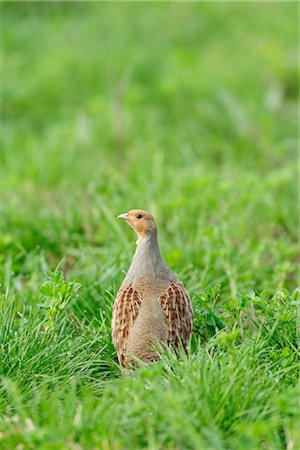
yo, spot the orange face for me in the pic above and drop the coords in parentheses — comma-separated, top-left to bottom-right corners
(117, 209, 156, 239)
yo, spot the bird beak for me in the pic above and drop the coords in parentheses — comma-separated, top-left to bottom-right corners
(117, 213, 129, 220)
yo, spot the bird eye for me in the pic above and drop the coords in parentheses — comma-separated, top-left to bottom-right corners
(135, 214, 143, 219)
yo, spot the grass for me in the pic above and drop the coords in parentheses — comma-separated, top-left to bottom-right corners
(0, 2, 299, 449)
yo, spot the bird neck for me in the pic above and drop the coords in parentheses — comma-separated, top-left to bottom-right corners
(129, 231, 165, 275)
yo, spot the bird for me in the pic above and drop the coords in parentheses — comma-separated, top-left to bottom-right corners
(112, 209, 193, 368)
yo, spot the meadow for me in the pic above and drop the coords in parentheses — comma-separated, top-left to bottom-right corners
(0, 2, 299, 449)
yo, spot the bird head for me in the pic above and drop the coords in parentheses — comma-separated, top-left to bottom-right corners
(117, 209, 157, 243)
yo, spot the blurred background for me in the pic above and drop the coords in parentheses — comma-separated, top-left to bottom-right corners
(0, 2, 298, 297)
(0, 4, 299, 447)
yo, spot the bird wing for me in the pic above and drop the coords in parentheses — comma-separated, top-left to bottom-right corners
(112, 286, 142, 366)
(159, 282, 193, 351)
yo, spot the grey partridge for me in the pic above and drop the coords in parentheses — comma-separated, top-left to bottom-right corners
(112, 209, 193, 368)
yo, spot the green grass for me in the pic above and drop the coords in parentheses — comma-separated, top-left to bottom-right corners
(0, 2, 299, 449)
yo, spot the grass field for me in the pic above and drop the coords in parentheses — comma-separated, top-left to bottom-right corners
(0, 2, 299, 449)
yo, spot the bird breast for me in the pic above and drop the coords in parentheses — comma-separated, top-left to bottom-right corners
(124, 293, 167, 359)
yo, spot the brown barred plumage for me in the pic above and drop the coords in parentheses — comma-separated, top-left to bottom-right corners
(159, 282, 193, 351)
(112, 286, 142, 366)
